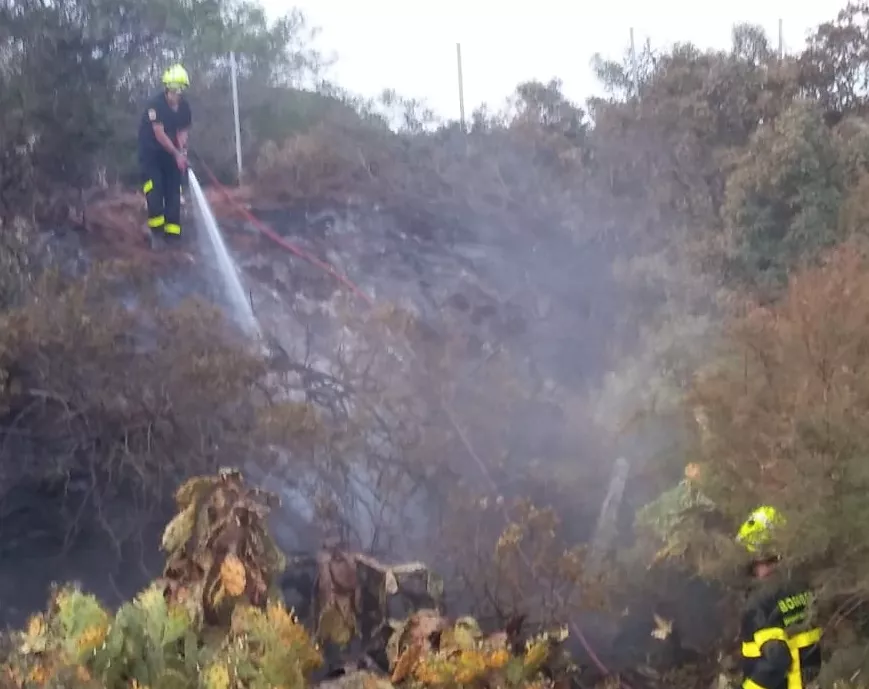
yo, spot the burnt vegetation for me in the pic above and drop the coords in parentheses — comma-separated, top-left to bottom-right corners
(4, 0, 869, 687)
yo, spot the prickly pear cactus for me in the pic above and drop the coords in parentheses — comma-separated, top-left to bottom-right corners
(385, 609, 575, 689)
(0, 469, 322, 689)
(160, 468, 288, 626)
(0, 468, 578, 689)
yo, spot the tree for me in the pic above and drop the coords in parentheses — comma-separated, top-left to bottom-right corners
(588, 27, 800, 255)
(730, 22, 775, 64)
(509, 79, 586, 143)
(721, 102, 847, 289)
(0, 0, 116, 214)
(685, 244, 869, 607)
(799, 2, 869, 118)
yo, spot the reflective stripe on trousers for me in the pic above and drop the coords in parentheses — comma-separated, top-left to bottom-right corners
(143, 179, 164, 228)
(143, 179, 181, 235)
(742, 628, 822, 689)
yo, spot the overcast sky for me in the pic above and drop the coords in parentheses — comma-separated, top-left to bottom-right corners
(262, 0, 849, 121)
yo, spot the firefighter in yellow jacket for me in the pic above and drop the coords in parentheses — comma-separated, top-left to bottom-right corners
(737, 506, 822, 689)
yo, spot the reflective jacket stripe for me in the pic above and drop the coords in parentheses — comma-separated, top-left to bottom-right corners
(742, 627, 821, 657)
(741, 627, 822, 689)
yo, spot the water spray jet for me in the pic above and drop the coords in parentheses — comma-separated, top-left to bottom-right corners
(188, 169, 261, 341)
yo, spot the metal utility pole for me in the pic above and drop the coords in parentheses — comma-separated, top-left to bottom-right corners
(456, 42, 466, 131)
(778, 18, 784, 59)
(229, 51, 243, 184)
(629, 27, 640, 98)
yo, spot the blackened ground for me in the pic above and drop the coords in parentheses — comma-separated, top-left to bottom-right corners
(0, 479, 167, 627)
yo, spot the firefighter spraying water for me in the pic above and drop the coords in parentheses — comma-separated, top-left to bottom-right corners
(138, 64, 192, 247)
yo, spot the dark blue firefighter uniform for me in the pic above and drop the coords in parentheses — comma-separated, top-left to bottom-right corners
(137, 91, 192, 238)
(740, 575, 822, 689)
